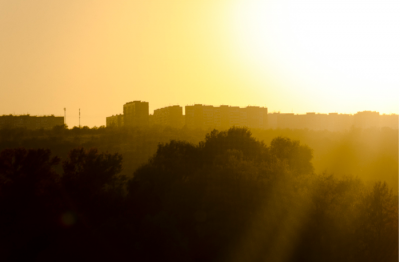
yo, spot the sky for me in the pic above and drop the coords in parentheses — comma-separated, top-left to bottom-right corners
(1, 0, 399, 127)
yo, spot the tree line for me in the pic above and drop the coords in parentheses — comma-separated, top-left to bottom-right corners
(0, 127, 398, 261)
(0, 124, 398, 192)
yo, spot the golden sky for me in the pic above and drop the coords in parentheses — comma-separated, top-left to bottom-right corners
(1, 0, 399, 127)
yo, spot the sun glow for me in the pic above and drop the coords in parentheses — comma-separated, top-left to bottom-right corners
(0, 1, 398, 127)
(229, 0, 399, 114)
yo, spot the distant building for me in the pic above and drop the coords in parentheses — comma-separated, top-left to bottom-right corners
(214, 105, 228, 130)
(153, 105, 184, 128)
(106, 114, 124, 127)
(123, 101, 149, 127)
(278, 113, 295, 129)
(303, 113, 330, 130)
(327, 113, 353, 131)
(380, 114, 399, 129)
(185, 104, 206, 129)
(267, 112, 354, 130)
(149, 114, 154, 126)
(105, 100, 398, 131)
(265, 111, 398, 131)
(185, 104, 268, 130)
(267, 113, 279, 129)
(354, 111, 379, 129)
(244, 106, 268, 129)
(0, 115, 64, 129)
(329, 113, 353, 131)
(224, 106, 243, 128)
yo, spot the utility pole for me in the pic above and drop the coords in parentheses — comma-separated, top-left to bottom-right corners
(79, 108, 80, 128)
(64, 108, 66, 126)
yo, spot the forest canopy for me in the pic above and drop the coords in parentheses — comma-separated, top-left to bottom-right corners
(0, 126, 398, 261)
(0, 124, 397, 191)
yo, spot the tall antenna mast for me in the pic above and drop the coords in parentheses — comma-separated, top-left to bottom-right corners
(79, 108, 80, 128)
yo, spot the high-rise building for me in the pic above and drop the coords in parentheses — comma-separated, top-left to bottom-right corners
(106, 114, 124, 127)
(153, 105, 183, 128)
(267, 113, 279, 129)
(380, 114, 399, 129)
(0, 115, 64, 129)
(185, 104, 209, 129)
(278, 113, 295, 129)
(354, 111, 379, 129)
(185, 104, 268, 130)
(244, 106, 268, 129)
(105, 101, 399, 131)
(123, 101, 149, 127)
(214, 105, 230, 130)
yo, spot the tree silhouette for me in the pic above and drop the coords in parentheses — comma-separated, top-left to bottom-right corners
(126, 127, 317, 261)
(201, 127, 266, 163)
(269, 136, 314, 175)
(0, 148, 61, 261)
(356, 181, 399, 262)
(0, 126, 397, 262)
(62, 148, 123, 199)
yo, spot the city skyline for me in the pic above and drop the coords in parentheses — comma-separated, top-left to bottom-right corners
(2, 103, 398, 129)
(1, 1, 399, 128)
(105, 101, 398, 131)
(0, 2, 398, 259)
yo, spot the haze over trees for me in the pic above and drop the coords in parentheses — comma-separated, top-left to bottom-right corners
(0, 126, 398, 261)
(0, 124, 397, 191)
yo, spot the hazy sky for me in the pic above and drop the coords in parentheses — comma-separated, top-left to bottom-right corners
(1, 0, 399, 127)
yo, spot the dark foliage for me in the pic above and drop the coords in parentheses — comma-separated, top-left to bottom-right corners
(0, 148, 61, 260)
(0, 125, 397, 191)
(0, 147, 126, 261)
(0, 127, 397, 261)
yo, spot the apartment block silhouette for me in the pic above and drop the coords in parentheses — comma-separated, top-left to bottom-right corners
(153, 105, 184, 128)
(185, 104, 268, 130)
(185, 104, 216, 129)
(123, 101, 149, 127)
(106, 101, 398, 131)
(380, 114, 399, 129)
(267, 111, 397, 130)
(106, 114, 124, 127)
(0, 115, 64, 129)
